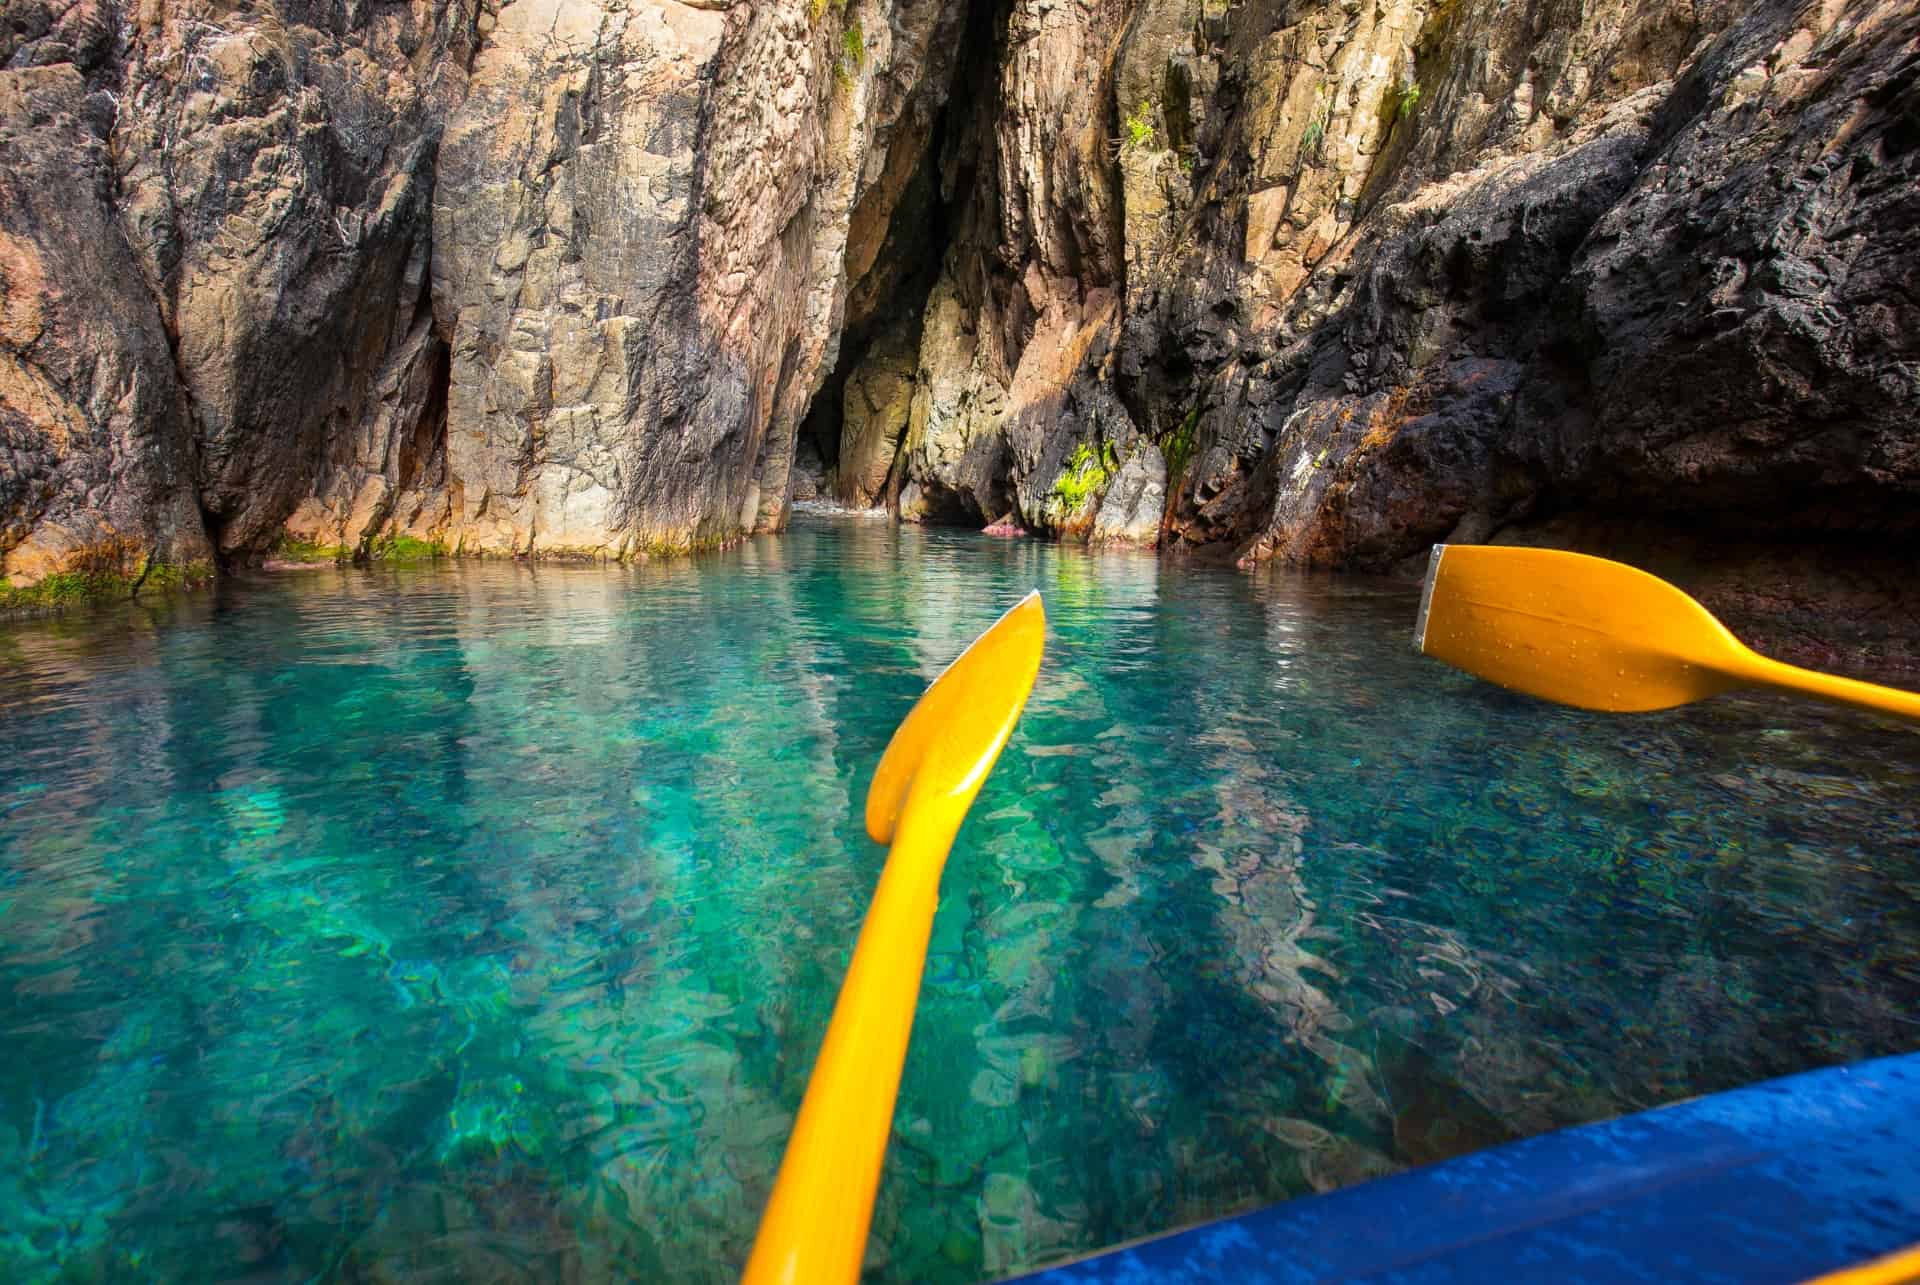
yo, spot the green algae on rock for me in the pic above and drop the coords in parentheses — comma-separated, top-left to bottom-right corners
(0, 534, 214, 616)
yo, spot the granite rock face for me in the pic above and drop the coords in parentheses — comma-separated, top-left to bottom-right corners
(429, 0, 966, 556)
(1, 0, 477, 579)
(1206, 0, 1920, 575)
(835, 318, 918, 507)
(1090, 442, 1168, 546)
(110, 0, 479, 561)
(904, 0, 1920, 552)
(2, 0, 967, 573)
(897, 0, 1132, 529)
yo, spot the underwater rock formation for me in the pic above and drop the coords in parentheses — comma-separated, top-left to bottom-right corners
(1, 0, 1913, 655)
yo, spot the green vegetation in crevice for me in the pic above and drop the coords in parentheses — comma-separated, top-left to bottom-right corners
(1301, 84, 1333, 162)
(272, 534, 349, 564)
(1121, 101, 1157, 152)
(1161, 405, 1201, 485)
(824, 5, 862, 90)
(1390, 80, 1423, 124)
(1049, 439, 1120, 514)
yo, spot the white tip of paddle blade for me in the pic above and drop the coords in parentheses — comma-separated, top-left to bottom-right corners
(1414, 545, 1446, 654)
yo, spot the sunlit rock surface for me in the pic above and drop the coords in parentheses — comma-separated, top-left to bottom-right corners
(0, 60, 208, 582)
(1, 0, 965, 568)
(431, 0, 964, 556)
(0, 0, 1913, 656)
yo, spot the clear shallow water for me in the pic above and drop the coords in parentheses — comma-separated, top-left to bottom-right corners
(2, 519, 1917, 1282)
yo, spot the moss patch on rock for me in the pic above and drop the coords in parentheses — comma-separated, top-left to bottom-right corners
(1161, 406, 1201, 484)
(273, 534, 349, 564)
(0, 560, 214, 616)
(138, 562, 217, 593)
(369, 534, 449, 563)
(1049, 440, 1120, 513)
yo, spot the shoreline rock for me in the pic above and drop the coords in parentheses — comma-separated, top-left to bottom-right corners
(1, 0, 1912, 670)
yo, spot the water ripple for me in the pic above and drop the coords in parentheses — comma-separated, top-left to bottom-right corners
(0, 521, 1916, 1281)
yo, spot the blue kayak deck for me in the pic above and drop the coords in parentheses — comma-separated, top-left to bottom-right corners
(1013, 1052, 1920, 1284)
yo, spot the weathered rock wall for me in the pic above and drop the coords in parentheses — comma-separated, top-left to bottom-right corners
(3, 0, 1914, 658)
(1197, 0, 1920, 573)
(893, 0, 1918, 656)
(896, 0, 1135, 532)
(0, 52, 208, 582)
(2, 0, 968, 579)
(429, 0, 967, 556)
(1, 0, 480, 580)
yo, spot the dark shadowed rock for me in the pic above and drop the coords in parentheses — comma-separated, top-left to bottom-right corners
(111, 0, 479, 559)
(891, 0, 1917, 663)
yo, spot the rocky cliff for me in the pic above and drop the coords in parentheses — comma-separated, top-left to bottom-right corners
(887, 0, 1918, 662)
(1, 0, 967, 574)
(2, 0, 1915, 658)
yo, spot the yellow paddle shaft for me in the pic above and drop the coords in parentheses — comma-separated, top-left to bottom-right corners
(743, 592, 1046, 1285)
(1731, 650, 1920, 723)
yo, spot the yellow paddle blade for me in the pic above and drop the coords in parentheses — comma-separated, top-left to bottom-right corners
(743, 591, 1046, 1285)
(1803, 1242, 1920, 1285)
(1415, 545, 1920, 723)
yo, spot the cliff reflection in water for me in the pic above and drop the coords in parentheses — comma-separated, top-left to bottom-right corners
(1, 518, 1917, 1282)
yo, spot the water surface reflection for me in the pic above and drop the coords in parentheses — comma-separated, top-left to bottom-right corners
(2, 521, 1916, 1281)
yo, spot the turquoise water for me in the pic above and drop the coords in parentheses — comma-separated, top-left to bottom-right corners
(2, 518, 1917, 1282)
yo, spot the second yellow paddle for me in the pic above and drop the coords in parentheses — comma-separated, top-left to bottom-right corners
(744, 591, 1047, 1285)
(1415, 544, 1920, 724)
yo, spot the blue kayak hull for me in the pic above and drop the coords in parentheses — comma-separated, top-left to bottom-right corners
(1013, 1052, 1920, 1283)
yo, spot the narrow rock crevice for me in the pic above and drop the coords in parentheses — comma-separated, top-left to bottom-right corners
(797, 152, 941, 509)
(794, 0, 1002, 514)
